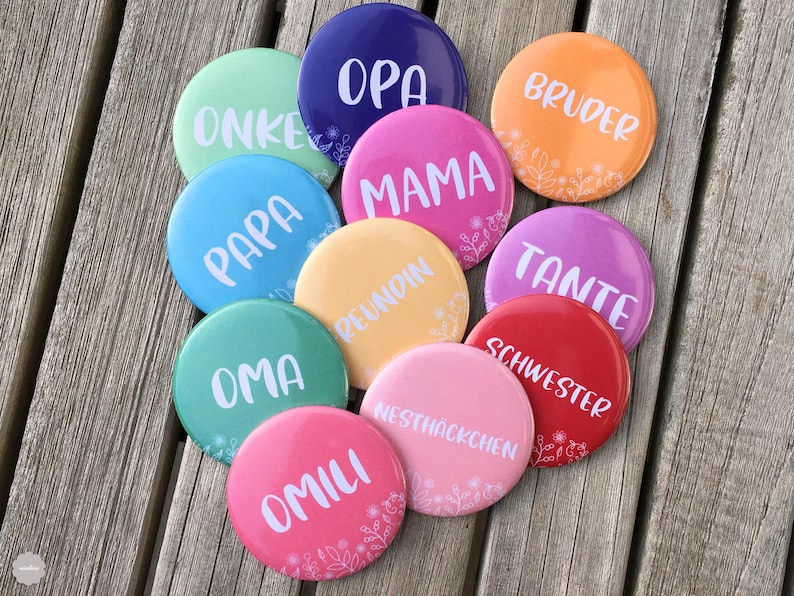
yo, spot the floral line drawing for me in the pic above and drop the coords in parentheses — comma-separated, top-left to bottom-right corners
(306, 222, 340, 253)
(531, 431, 589, 466)
(202, 434, 239, 465)
(268, 278, 296, 302)
(310, 125, 351, 166)
(278, 491, 405, 580)
(561, 166, 624, 202)
(406, 469, 507, 516)
(312, 169, 335, 186)
(493, 127, 624, 201)
(429, 292, 468, 341)
(457, 209, 511, 265)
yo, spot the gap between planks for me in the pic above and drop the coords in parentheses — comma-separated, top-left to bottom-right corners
(623, 0, 735, 590)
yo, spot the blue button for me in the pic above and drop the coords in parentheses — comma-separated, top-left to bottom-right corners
(167, 154, 341, 313)
(297, 4, 468, 167)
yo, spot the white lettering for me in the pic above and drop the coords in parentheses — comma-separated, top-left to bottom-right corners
(194, 106, 219, 146)
(203, 197, 303, 285)
(523, 71, 640, 141)
(360, 154, 493, 217)
(333, 257, 435, 344)
(260, 449, 371, 532)
(212, 354, 304, 408)
(486, 336, 612, 418)
(337, 58, 427, 109)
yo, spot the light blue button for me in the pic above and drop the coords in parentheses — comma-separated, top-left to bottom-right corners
(167, 154, 341, 313)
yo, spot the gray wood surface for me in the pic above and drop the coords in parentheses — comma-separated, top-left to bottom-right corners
(0, 0, 793, 594)
(0, 0, 274, 594)
(0, 0, 117, 514)
(151, 442, 300, 595)
(476, 0, 733, 594)
(632, 0, 794, 592)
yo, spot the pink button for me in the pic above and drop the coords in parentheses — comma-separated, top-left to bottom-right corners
(359, 343, 534, 516)
(342, 105, 514, 270)
(226, 406, 406, 580)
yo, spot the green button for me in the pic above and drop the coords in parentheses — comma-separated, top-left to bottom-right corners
(172, 299, 349, 465)
(173, 48, 339, 187)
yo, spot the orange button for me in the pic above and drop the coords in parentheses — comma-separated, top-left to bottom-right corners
(491, 32, 657, 202)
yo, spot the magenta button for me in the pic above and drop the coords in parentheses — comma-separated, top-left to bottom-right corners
(226, 406, 405, 580)
(484, 206, 654, 351)
(342, 105, 514, 270)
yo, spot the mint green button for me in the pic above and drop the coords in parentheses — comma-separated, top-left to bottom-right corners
(173, 48, 339, 187)
(172, 299, 349, 465)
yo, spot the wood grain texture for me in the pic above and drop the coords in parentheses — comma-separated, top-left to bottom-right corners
(151, 442, 301, 595)
(476, 0, 730, 594)
(317, 1, 577, 594)
(0, 0, 118, 510)
(633, 0, 794, 592)
(0, 1, 276, 594)
(276, 0, 421, 58)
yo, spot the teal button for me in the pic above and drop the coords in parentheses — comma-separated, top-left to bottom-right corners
(172, 299, 349, 465)
(166, 154, 341, 313)
(173, 47, 338, 187)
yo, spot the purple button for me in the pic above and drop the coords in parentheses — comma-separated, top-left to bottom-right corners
(297, 4, 467, 167)
(484, 206, 654, 351)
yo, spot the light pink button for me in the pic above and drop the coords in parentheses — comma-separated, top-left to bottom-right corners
(342, 104, 514, 270)
(226, 406, 406, 580)
(358, 343, 534, 516)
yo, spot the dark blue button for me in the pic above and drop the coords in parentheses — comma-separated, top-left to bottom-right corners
(297, 3, 467, 167)
(166, 154, 341, 313)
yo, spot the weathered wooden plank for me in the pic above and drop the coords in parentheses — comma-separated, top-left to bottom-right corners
(276, 0, 421, 58)
(476, 0, 730, 594)
(0, 0, 120, 514)
(316, 1, 577, 594)
(151, 442, 302, 595)
(0, 1, 279, 594)
(632, 0, 794, 592)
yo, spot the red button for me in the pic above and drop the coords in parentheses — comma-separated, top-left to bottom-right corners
(465, 295, 630, 467)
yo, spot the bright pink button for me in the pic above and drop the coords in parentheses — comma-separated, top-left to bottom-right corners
(226, 406, 406, 580)
(359, 343, 534, 516)
(342, 105, 514, 270)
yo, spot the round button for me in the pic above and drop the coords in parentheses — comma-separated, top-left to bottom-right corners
(342, 105, 514, 270)
(227, 406, 406, 580)
(465, 295, 630, 467)
(359, 343, 534, 516)
(484, 206, 654, 351)
(294, 218, 469, 389)
(491, 32, 657, 201)
(172, 299, 348, 465)
(173, 48, 339, 187)
(297, 3, 467, 167)
(166, 154, 341, 313)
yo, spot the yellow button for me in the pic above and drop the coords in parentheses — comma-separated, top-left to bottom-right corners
(294, 219, 469, 389)
(491, 32, 657, 202)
